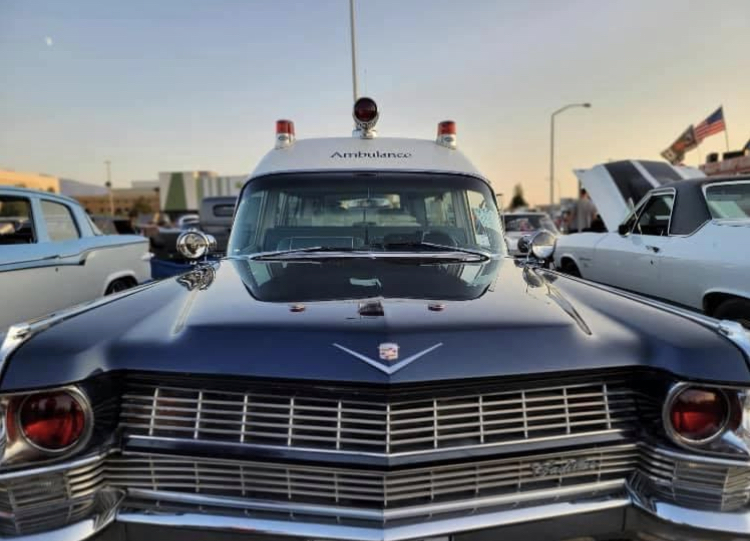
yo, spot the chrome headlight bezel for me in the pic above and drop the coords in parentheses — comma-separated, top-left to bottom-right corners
(0, 386, 94, 469)
(663, 382, 750, 459)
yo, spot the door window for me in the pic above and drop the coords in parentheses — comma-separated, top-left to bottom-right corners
(41, 200, 80, 241)
(0, 196, 36, 244)
(634, 194, 674, 236)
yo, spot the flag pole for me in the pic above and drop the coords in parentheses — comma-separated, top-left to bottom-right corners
(723, 105, 730, 151)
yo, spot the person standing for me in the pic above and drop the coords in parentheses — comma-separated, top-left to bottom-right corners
(568, 189, 597, 233)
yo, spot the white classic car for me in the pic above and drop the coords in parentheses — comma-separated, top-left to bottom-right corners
(503, 211, 559, 256)
(554, 160, 750, 327)
(0, 187, 151, 331)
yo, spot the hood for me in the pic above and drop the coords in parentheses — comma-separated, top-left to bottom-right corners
(574, 160, 704, 231)
(2, 258, 747, 390)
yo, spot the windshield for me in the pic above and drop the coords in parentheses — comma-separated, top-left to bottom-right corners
(228, 172, 504, 256)
(503, 214, 559, 234)
(705, 182, 750, 219)
(233, 258, 501, 302)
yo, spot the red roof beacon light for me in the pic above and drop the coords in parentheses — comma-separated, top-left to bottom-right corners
(437, 121, 457, 149)
(275, 119, 295, 149)
(353, 97, 379, 139)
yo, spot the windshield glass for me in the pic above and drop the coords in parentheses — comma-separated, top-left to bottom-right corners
(233, 258, 501, 302)
(705, 182, 750, 219)
(228, 173, 504, 256)
(503, 213, 559, 234)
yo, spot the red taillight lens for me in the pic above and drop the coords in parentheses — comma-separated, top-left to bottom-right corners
(276, 119, 295, 136)
(353, 97, 378, 123)
(669, 387, 728, 442)
(438, 120, 456, 135)
(19, 391, 86, 451)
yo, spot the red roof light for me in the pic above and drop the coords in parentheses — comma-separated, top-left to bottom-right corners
(438, 121, 456, 136)
(276, 119, 295, 136)
(353, 97, 378, 124)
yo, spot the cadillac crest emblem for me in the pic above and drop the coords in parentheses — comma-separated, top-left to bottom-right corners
(378, 342, 400, 362)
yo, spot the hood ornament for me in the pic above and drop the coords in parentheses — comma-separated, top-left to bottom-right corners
(333, 342, 443, 375)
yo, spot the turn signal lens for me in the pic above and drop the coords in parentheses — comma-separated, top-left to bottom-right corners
(669, 387, 728, 442)
(19, 391, 86, 451)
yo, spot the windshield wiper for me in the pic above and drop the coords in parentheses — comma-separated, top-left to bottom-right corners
(381, 241, 491, 261)
(246, 247, 364, 261)
(243, 244, 491, 262)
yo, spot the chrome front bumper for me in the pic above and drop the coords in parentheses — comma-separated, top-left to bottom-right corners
(10, 491, 750, 541)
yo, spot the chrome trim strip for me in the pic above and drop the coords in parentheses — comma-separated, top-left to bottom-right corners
(640, 442, 750, 467)
(0, 451, 109, 481)
(4, 514, 115, 541)
(127, 480, 627, 522)
(632, 494, 750, 536)
(0, 240, 148, 274)
(332, 342, 443, 375)
(118, 495, 631, 541)
(546, 270, 750, 360)
(124, 425, 630, 459)
(0, 281, 159, 380)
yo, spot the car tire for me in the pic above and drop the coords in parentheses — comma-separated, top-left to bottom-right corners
(560, 259, 582, 278)
(713, 298, 750, 329)
(105, 278, 134, 296)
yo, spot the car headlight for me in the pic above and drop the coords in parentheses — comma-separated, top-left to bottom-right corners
(663, 383, 749, 457)
(0, 387, 92, 467)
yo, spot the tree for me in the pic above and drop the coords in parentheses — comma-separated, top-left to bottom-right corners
(509, 184, 528, 210)
(130, 196, 153, 217)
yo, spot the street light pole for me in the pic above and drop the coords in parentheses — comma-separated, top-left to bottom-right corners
(550, 103, 591, 207)
(104, 160, 114, 216)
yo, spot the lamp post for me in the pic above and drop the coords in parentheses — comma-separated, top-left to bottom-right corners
(104, 160, 114, 216)
(550, 103, 591, 207)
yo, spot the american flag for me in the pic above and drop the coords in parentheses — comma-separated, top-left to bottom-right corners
(695, 106, 726, 141)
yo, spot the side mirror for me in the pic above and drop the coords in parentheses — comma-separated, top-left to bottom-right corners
(176, 229, 217, 261)
(517, 235, 532, 255)
(618, 224, 630, 236)
(528, 230, 557, 261)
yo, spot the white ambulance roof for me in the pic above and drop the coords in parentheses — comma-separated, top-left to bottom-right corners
(250, 137, 487, 182)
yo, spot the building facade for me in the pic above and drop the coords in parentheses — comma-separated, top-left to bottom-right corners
(159, 171, 246, 212)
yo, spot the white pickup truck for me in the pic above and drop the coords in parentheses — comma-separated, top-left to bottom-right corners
(0, 186, 151, 331)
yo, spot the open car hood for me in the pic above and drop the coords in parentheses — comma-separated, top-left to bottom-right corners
(573, 160, 703, 232)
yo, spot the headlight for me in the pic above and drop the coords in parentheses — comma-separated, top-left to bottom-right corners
(663, 383, 747, 457)
(19, 391, 87, 452)
(666, 387, 730, 444)
(0, 387, 92, 467)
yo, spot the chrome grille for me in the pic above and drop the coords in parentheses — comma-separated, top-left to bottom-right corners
(120, 379, 638, 454)
(0, 458, 105, 536)
(636, 446, 750, 511)
(106, 445, 637, 512)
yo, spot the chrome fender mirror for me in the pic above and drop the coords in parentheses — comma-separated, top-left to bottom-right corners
(517, 235, 532, 255)
(528, 230, 557, 261)
(176, 229, 217, 261)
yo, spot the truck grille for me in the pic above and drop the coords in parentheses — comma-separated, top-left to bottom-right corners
(107, 445, 637, 513)
(120, 378, 639, 454)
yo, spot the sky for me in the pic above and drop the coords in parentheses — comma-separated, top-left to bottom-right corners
(1, 0, 749, 205)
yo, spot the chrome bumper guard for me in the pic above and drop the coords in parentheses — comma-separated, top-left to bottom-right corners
(3, 446, 750, 541)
